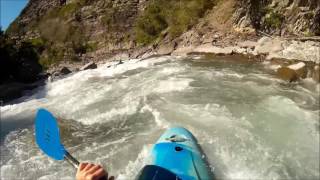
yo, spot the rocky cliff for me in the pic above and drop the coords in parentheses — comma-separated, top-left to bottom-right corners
(7, 0, 148, 65)
(6, 0, 319, 66)
(233, 0, 320, 36)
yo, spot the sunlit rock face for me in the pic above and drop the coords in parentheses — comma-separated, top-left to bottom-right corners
(233, 0, 320, 35)
(7, 0, 319, 62)
(6, 0, 146, 60)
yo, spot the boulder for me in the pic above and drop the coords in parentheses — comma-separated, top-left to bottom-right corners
(80, 62, 97, 71)
(267, 40, 320, 63)
(60, 67, 72, 75)
(193, 44, 234, 55)
(172, 46, 194, 56)
(130, 47, 150, 59)
(110, 53, 130, 61)
(277, 67, 299, 82)
(254, 37, 283, 55)
(157, 42, 176, 55)
(287, 62, 307, 79)
(312, 65, 320, 82)
(53, 71, 60, 77)
(237, 40, 257, 49)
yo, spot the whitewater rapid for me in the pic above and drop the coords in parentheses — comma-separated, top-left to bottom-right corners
(1, 56, 319, 180)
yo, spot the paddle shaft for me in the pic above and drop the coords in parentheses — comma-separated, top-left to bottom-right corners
(65, 151, 80, 169)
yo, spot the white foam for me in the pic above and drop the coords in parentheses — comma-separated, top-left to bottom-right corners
(288, 62, 306, 70)
(140, 104, 170, 129)
(80, 99, 140, 125)
(159, 66, 184, 75)
(154, 78, 193, 93)
(117, 145, 152, 179)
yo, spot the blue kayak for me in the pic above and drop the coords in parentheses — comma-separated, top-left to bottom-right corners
(137, 127, 214, 180)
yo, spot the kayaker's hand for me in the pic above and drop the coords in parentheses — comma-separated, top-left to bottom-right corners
(76, 163, 114, 180)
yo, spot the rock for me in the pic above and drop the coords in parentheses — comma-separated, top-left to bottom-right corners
(254, 37, 284, 55)
(237, 40, 257, 49)
(234, 26, 256, 34)
(130, 47, 150, 59)
(311, 8, 320, 35)
(140, 51, 157, 59)
(233, 47, 249, 54)
(287, 62, 307, 79)
(267, 40, 320, 63)
(202, 34, 214, 44)
(80, 62, 97, 71)
(178, 30, 202, 47)
(53, 71, 60, 77)
(312, 65, 320, 82)
(213, 34, 220, 39)
(193, 44, 234, 55)
(157, 42, 176, 55)
(60, 67, 72, 75)
(277, 67, 299, 82)
(172, 46, 195, 56)
(276, 62, 307, 82)
(110, 53, 130, 61)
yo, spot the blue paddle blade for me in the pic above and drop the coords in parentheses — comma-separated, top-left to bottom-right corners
(35, 108, 66, 160)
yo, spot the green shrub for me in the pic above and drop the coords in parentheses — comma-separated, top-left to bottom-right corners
(39, 46, 65, 68)
(135, 0, 214, 45)
(39, 18, 71, 43)
(28, 38, 46, 52)
(265, 11, 284, 29)
(303, 30, 315, 37)
(39, 57, 52, 69)
(135, 3, 168, 44)
(101, 9, 115, 29)
(86, 42, 98, 52)
(59, 3, 79, 17)
(101, 7, 129, 31)
(67, 25, 89, 54)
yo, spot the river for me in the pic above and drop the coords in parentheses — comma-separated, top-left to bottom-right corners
(1, 56, 319, 180)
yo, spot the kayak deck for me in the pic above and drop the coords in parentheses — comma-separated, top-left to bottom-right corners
(137, 127, 213, 180)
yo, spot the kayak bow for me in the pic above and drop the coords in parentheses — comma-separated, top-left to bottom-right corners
(137, 127, 214, 180)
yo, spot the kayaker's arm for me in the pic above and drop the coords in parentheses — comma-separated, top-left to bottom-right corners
(76, 163, 114, 180)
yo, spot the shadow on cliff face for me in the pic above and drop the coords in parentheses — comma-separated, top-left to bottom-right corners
(0, 30, 44, 103)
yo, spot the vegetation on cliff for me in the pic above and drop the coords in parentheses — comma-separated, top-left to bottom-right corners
(4, 0, 320, 68)
(6, 0, 95, 68)
(135, 0, 215, 45)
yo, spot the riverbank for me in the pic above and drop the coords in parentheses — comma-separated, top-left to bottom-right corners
(1, 33, 319, 105)
(33, 33, 320, 94)
(49, 33, 320, 83)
